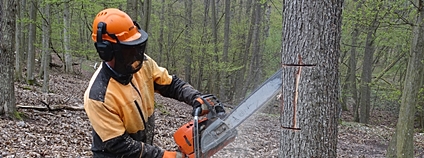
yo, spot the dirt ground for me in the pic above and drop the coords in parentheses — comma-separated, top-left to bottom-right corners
(1, 67, 424, 158)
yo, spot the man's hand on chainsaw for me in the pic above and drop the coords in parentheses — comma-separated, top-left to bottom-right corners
(192, 95, 226, 116)
(163, 150, 186, 158)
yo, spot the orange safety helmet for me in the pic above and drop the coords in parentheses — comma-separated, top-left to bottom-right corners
(91, 8, 147, 46)
(92, 8, 148, 75)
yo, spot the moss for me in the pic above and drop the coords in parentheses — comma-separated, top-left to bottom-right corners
(155, 103, 169, 115)
(13, 111, 23, 120)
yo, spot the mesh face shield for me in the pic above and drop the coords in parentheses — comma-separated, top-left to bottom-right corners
(113, 40, 147, 75)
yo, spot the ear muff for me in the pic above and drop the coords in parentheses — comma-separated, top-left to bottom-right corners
(95, 22, 114, 61)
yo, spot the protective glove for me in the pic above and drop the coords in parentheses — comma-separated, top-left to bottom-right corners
(192, 96, 226, 116)
(192, 97, 207, 116)
(163, 150, 186, 158)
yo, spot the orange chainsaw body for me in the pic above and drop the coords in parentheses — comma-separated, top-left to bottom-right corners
(173, 118, 208, 157)
(173, 117, 236, 158)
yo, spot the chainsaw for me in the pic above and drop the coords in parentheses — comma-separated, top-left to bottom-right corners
(173, 69, 282, 158)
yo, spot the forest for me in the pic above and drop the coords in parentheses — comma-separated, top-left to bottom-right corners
(0, 0, 424, 157)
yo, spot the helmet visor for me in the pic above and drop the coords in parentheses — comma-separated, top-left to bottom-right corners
(114, 40, 147, 75)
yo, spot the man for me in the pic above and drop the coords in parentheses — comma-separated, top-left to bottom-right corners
(84, 8, 222, 158)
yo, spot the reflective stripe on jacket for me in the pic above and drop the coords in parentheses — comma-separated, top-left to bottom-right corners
(84, 55, 200, 157)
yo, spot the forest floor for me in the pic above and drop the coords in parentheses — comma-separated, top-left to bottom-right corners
(1, 64, 424, 158)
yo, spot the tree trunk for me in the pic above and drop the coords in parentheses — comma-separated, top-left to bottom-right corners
(165, 2, 174, 69)
(196, 0, 209, 91)
(239, 0, 256, 99)
(15, 0, 26, 82)
(387, 1, 424, 157)
(343, 0, 363, 122)
(233, 0, 252, 103)
(141, 0, 151, 32)
(126, 0, 138, 22)
(184, 0, 193, 84)
(42, 3, 50, 93)
(63, 0, 73, 73)
(250, 1, 263, 88)
(349, 27, 360, 122)
(219, 0, 231, 100)
(0, 0, 17, 116)
(14, 0, 22, 81)
(359, 15, 379, 124)
(280, 0, 343, 157)
(26, 0, 37, 84)
(157, 0, 165, 65)
(208, 0, 219, 95)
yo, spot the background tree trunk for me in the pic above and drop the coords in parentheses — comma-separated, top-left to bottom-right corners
(26, 0, 37, 84)
(280, 0, 343, 157)
(63, 0, 73, 73)
(219, 0, 231, 101)
(42, 2, 51, 93)
(239, 0, 256, 99)
(157, 0, 165, 65)
(208, 0, 219, 95)
(386, 1, 424, 157)
(15, 0, 26, 82)
(343, 0, 363, 122)
(126, 0, 138, 22)
(184, 0, 193, 84)
(141, 0, 151, 32)
(233, 0, 252, 103)
(359, 15, 379, 124)
(14, 0, 22, 81)
(195, 0, 209, 91)
(0, 0, 17, 116)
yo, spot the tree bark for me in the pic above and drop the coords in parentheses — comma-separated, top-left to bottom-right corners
(219, 0, 231, 100)
(141, 0, 151, 32)
(208, 0, 219, 95)
(359, 14, 379, 124)
(0, 0, 17, 116)
(387, 1, 424, 157)
(63, 0, 73, 73)
(184, 0, 193, 84)
(280, 0, 343, 157)
(42, 2, 51, 93)
(126, 0, 138, 22)
(157, 0, 165, 65)
(196, 0, 209, 91)
(26, 0, 37, 84)
(343, 0, 363, 122)
(239, 0, 256, 99)
(14, 0, 22, 81)
(233, 0, 252, 103)
(15, 0, 26, 82)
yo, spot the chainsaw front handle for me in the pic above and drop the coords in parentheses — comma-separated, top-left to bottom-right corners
(193, 107, 202, 158)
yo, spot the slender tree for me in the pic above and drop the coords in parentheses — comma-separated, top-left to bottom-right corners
(0, 0, 17, 116)
(141, 0, 151, 32)
(14, 0, 22, 81)
(26, 0, 37, 84)
(209, 0, 219, 95)
(358, 12, 379, 124)
(219, 0, 231, 100)
(343, 0, 363, 122)
(280, 0, 343, 157)
(42, 2, 51, 93)
(126, 0, 138, 21)
(184, 0, 193, 84)
(387, 1, 424, 157)
(63, 0, 73, 73)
